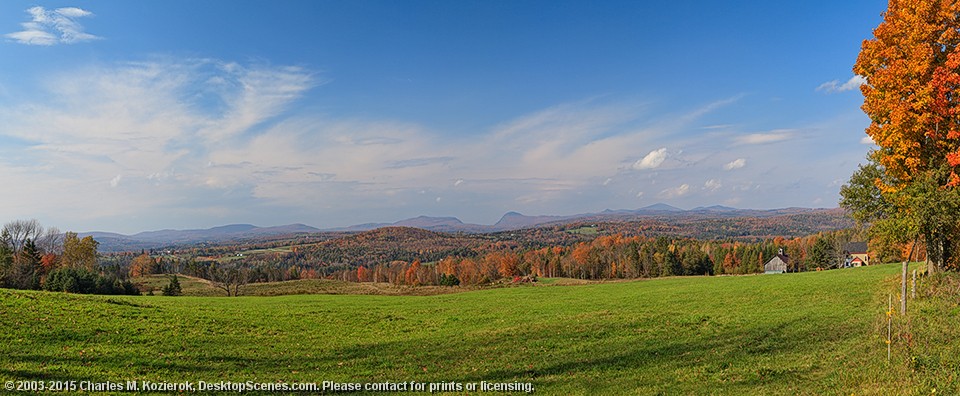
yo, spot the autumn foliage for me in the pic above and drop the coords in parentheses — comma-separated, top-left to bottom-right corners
(327, 231, 860, 286)
(847, 0, 960, 270)
(128, 252, 158, 278)
(855, 0, 960, 188)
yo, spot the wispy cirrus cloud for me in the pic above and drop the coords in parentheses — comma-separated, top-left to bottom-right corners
(0, 56, 869, 231)
(734, 130, 793, 145)
(5, 6, 101, 46)
(816, 75, 866, 93)
(0, 58, 318, 227)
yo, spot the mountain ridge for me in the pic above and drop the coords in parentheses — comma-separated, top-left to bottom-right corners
(83, 204, 847, 252)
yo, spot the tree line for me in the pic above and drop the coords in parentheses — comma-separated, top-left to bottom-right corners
(114, 224, 925, 292)
(324, 230, 879, 286)
(2, 217, 928, 296)
(0, 219, 138, 295)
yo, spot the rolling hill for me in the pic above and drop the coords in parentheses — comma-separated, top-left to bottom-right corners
(1, 264, 949, 394)
(82, 223, 321, 252)
(84, 205, 853, 252)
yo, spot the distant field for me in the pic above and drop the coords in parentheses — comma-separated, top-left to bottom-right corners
(565, 225, 598, 235)
(133, 274, 223, 296)
(1, 264, 952, 394)
(216, 246, 302, 263)
(133, 274, 485, 297)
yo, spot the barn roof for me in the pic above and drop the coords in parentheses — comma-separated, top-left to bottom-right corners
(766, 254, 789, 264)
(845, 242, 868, 254)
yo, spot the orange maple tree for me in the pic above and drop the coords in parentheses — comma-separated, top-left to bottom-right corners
(855, 0, 960, 188)
(404, 260, 421, 285)
(849, 0, 960, 269)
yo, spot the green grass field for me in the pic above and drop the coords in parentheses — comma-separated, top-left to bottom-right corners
(1, 264, 954, 395)
(565, 226, 599, 235)
(132, 274, 481, 297)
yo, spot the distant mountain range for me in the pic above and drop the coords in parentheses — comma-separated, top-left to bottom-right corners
(81, 224, 320, 252)
(83, 204, 846, 252)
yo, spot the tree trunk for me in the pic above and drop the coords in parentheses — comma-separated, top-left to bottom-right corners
(925, 231, 945, 272)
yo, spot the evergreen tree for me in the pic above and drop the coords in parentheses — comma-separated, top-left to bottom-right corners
(162, 275, 183, 296)
(11, 239, 41, 290)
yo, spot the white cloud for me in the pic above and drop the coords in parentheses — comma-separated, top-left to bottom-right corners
(55, 7, 93, 18)
(0, 58, 865, 231)
(817, 75, 866, 93)
(724, 158, 747, 170)
(860, 136, 875, 145)
(734, 131, 792, 145)
(704, 179, 722, 191)
(659, 183, 690, 199)
(700, 124, 735, 130)
(5, 6, 101, 46)
(483, 101, 648, 181)
(200, 63, 316, 141)
(0, 58, 319, 224)
(632, 148, 668, 170)
(6, 73, 705, 228)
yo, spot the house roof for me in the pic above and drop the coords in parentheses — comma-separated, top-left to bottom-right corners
(845, 242, 868, 254)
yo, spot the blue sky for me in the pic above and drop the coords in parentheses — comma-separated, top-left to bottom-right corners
(0, 1, 885, 233)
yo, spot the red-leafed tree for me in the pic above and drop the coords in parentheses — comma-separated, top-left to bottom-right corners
(40, 253, 58, 275)
(357, 266, 370, 282)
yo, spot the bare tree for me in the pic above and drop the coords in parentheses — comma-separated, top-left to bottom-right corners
(831, 230, 855, 269)
(209, 264, 249, 297)
(3, 219, 45, 255)
(37, 227, 63, 255)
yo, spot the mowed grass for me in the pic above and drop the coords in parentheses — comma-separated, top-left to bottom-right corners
(0, 264, 938, 394)
(133, 274, 482, 297)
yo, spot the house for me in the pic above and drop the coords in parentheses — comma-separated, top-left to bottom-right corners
(844, 242, 869, 267)
(765, 249, 789, 274)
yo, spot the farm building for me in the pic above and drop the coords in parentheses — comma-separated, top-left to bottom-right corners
(843, 242, 869, 267)
(764, 249, 789, 274)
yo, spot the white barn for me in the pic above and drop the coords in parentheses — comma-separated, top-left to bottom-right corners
(764, 249, 789, 274)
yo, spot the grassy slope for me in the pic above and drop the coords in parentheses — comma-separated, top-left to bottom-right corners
(133, 274, 484, 297)
(0, 264, 939, 394)
(898, 270, 960, 393)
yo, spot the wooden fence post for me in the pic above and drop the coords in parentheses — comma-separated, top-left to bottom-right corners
(912, 269, 916, 300)
(901, 261, 908, 314)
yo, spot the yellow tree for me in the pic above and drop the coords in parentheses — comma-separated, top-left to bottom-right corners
(61, 232, 99, 271)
